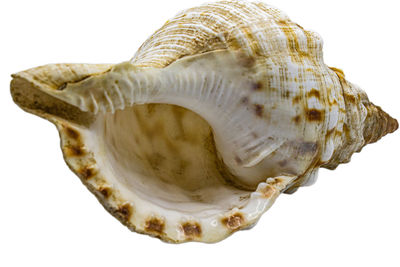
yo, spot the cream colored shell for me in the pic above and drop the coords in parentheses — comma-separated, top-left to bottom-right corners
(10, 0, 398, 243)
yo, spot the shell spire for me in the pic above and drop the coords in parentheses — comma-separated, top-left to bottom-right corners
(337, 69, 399, 146)
(321, 68, 398, 170)
(362, 102, 398, 145)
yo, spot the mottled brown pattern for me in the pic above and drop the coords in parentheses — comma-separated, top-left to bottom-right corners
(234, 155, 243, 164)
(78, 166, 96, 180)
(293, 115, 301, 124)
(305, 109, 324, 122)
(64, 145, 85, 157)
(292, 95, 302, 105)
(253, 104, 264, 117)
(64, 126, 80, 140)
(182, 222, 202, 238)
(145, 218, 165, 234)
(116, 203, 133, 221)
(325, 128, 335, 138)
(251, 81, 264, 91)
(344, 93, 357, 104)
(306, 89, 320, 99)
(282, 90, 291, 98)
(222, 213, 244, 230)
(99, 187, 112, 198)
(259, 185, 276, 198)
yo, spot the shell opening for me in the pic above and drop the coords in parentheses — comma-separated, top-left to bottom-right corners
(11, 62, 296, 242)
(88, 104, 253, 216)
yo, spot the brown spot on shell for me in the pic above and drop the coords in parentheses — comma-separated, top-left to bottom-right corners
(305, 109, 324, 122)
(78, 166, 96, 180)
(306, 88, 320, 99)
(260, 185, 276, 198)
(292, 95, 302, 105)
(344, 93, 357, 104)
(293, 115, 301, 124)
(64, 126, 80, 140)
(251, 81, 263, 91)
(99, 187, 112, 198)
(282, 91, 290, 98)
(182, 222, 201, 238)
(229, 37, 242, 51)
(234, 155, 242, 164)
(64, 145, 85, 157)
(222, 213, 244, 230)
(145, 217, 165, 234)
(237, 52, 256, 68)
(253, 104, 264, 117)
(240, 96, 249, 105)
(116, 203, 133, 221)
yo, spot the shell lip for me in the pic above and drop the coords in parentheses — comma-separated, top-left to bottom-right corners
(56, 120, 296, 243)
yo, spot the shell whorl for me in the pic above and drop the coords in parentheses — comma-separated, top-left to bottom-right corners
(322, 69, 398, 169)
(363, 103, 398, 144)
(131, 0, 323, 68)
(131, 0, 345, 184)
(131, 0, 397, 176)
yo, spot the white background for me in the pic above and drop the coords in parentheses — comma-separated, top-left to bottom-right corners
(1, 0, 399, 266)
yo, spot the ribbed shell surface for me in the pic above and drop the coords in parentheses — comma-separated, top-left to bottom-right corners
(132, 0, 323, 68)
(130, 0, 348, 187)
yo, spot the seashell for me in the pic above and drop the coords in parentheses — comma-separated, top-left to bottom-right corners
(10, 0, 398, 243)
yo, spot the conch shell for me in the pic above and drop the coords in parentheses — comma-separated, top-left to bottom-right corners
(10, 0, 398, 243)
